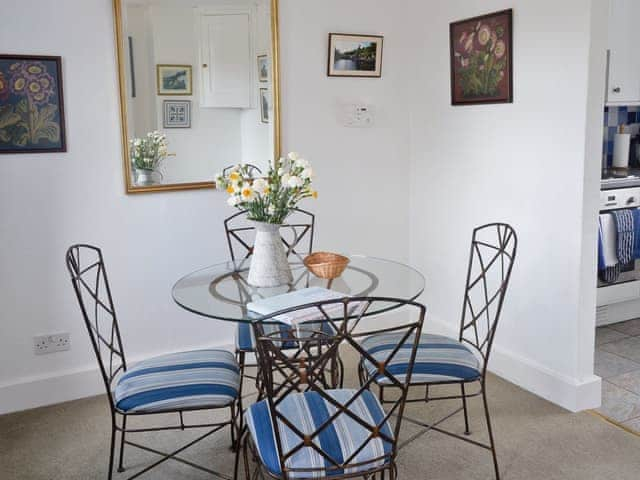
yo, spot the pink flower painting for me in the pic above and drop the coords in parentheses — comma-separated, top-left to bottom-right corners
(450, 9, 513, 105)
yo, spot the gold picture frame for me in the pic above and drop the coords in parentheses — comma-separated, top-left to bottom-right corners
(112, 0, 282, 194)
(156, 64, 192, 96)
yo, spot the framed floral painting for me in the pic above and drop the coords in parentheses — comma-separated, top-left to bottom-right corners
(0, 55, 66, 153)
(450, 9, 513, 105)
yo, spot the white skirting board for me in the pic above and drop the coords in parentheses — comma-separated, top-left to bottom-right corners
(423, 320, 601, 413)
(0, 342, 235, 415)
(596, 299, 640, 326)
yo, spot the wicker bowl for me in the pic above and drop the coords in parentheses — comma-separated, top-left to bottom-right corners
(304, 252, 350, 280)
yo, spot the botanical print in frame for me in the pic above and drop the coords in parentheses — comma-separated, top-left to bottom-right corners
(450, 9, 513, 105)
(260, 88, 269, 124)
(163, 100, 191, 128)
(327, 33, 383, 78)
(157, 64, 192, 95)
(0, 54, 66, 153)
(257, 55, 269, 82)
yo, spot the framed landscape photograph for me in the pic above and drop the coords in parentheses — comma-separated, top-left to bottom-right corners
(259, 88, 269, 124)
(0, 54, 66, 154)
(163, 100, 191, 128)
(156, 64, 192, 95)
(327, 33, 383, 78)
(257, 55, 269, 82)
(449, 9, 513, 105)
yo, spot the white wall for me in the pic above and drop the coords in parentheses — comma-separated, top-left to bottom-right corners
(406, 0, 605, 411)
(0, 0, 411, 414)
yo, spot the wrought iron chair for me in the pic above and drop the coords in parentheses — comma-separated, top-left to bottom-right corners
(222, 163, 263, 178)
(66, 244, 241, 480)
(358, 223, 517, 480)
(238, 297, 426, 480)
(224, 208, 338, 392)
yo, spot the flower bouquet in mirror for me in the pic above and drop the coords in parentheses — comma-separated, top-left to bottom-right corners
(215, 152, 317, 287)
(129, 131, 169, 185)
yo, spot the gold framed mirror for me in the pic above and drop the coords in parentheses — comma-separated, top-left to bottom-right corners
(112, 0, 281, 194)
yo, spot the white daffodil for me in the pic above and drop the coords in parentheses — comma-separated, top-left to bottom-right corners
(267, 204, 275, 215)
(300, 167, 313, 179)
(287, 175, 303, 188)
(295, 158, 310, 169)
(252, 178, 269, 195)
(227, 195, 240, 207)
(240, 183, 256, 201)
(287, 152, 299, 161)
(281, 173, 291, 186)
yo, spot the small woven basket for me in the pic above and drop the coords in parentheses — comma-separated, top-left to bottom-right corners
(304, 252, 350, 280)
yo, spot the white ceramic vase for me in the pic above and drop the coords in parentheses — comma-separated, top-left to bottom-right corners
(248, 221, 293, 287)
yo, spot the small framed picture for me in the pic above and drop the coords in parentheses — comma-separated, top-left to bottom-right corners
(259, 88, 269, 124)
(327, 33, 383, 78)
(449, 9, 513, 105)
(0, 54, 67, 154)
(163, 100, 191, 128)
(257, 55, 269, 82)
(157, 64, 192, 95)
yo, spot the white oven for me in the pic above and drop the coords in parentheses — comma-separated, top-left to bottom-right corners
(597, 187, 640, 325)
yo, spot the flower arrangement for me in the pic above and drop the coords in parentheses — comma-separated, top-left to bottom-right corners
(129, 131, 168, 171)
(453, 19, 507, 98)
(215, 152, 317, 224)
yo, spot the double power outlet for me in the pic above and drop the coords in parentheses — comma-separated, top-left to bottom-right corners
(33, 333, 71, 355)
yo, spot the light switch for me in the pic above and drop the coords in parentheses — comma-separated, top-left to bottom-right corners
(344, 104, 375, 128)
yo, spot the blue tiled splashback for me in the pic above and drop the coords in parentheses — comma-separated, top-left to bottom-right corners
(604, 106, 640, 166)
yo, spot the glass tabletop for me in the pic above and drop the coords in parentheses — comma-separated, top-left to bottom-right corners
(172, 255, 425, 323)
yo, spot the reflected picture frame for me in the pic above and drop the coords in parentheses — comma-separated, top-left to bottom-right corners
(260, 88, 270, 123)
(157, 64, 192, 96)
(257, 54, 268, 82)
(163, 100, 191, 128)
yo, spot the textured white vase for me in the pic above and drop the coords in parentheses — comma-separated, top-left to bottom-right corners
(248, 221, 293, 287)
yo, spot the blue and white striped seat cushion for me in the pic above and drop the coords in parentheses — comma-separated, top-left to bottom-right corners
(114, 349, 240, 413)
(235, 321, 336, 352)
(246, 389, 392, 478)
(360, 333, 481, 384)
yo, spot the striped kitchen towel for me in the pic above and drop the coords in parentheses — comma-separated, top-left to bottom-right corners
(633, 208, 640, 259)
(599, 213, 620, 283)
(612, 209, 634, 265)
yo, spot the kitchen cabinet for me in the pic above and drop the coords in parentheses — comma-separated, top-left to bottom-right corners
(607, 0, 640, 105)
(199, 10, 252, 108)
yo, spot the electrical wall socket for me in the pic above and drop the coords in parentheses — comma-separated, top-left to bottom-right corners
(34, 333, 70, 355)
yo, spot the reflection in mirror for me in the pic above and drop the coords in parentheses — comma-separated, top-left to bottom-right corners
(116, 0, 278, 192)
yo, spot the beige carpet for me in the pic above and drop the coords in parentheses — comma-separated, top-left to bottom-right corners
(2, 364, 640, 479)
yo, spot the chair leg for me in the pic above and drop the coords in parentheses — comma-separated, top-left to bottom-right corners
(108, 422, 116, 480)
(461, 383, 471, 435)
(482, 386, 500, 480)
(117, 414, 127, 472)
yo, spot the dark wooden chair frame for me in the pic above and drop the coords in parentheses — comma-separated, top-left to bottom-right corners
(358, 223, 517, 480)
(237, 297, 426, 480)
(66, 244, 241, 480)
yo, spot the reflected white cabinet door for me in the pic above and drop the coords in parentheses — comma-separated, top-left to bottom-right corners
(200, 13, 252, 108)
(607, 0, 640, 105)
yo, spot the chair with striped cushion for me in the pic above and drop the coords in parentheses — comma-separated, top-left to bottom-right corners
(66, 245, 240, 480)
(358, 223, 517, 480)
(238, 297, 426, 480)
(224, 208, 342, 393)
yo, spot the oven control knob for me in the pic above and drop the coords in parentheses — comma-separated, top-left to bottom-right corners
(627, 197, 636, 205)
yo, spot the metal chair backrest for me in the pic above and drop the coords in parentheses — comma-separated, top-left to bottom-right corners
(252, 297, 425, 478)
(458, 223, 517, 376)
(222, 163, 262, 177)
(65, 245, 126, 408)
(224, 208, 315, 262)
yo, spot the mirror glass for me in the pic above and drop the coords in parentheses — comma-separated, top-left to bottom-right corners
(115, 0, 278, 192)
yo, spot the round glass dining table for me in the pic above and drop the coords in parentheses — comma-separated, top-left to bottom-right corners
(172, 255, 425, 322)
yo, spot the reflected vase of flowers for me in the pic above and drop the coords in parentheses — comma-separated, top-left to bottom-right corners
(216, 153, 317, 288)
(130, 131, 168, 186)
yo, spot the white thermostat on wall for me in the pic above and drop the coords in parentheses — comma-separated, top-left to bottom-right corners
(343, 104, 375, 128)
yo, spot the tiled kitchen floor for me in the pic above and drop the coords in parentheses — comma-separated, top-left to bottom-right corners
(595, 318, 640, 431)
